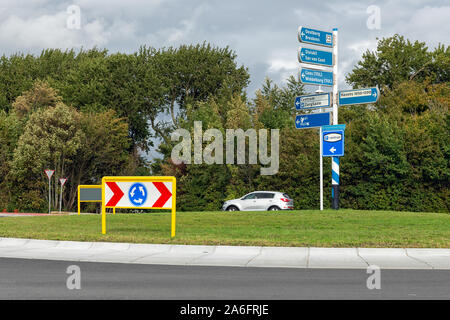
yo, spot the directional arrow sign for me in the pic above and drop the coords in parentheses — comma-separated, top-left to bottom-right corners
(101, 176, 177, 237)
(299, 67, 333, 86)
(298, 47, 333, 67)
(105, 182, 124, 206)
(322, 124, 346, 157)
(295, 112, 330, 129)
(295, 93, 331, 110)
(338, 87, 380, 106)
(103, 178, 174, 209)
(298, 26, 333, 48)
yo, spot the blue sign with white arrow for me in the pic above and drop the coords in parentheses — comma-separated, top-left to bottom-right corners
(298, 26, 333, 48)
(338, 87, 380, 106)
(322, 124, 346, 157)
(295, 93, 331, 110)
(298, 47, 333, 67)
(128, 182, 148, 206)
(299, 68, 334, 86)
(295, 112, 330, 129)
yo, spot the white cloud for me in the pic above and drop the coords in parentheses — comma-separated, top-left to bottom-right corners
(395, 5, 450, 48)
(0, 0, 447, 95)
(0, 10, 111, 51)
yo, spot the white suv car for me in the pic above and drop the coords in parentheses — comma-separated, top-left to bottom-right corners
(222, 191, 294, 211)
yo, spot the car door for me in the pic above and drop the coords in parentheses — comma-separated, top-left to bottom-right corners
(254, 193, 274, 210)
(240, 193, 257, 210)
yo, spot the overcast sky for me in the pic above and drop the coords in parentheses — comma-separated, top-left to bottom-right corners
(0, 0, 448, 95)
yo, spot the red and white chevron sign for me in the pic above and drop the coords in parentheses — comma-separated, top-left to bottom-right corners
(103, 177, 174, 209)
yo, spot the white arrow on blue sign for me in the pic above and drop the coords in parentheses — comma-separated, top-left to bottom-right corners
(322, 124, 346, 157)
(338, 87, 380, 106)
(295, 112, 330, 129)
(299, 67, 333, 86)
(298, 26, 333, 48)
(298, 47, 333, 67)
(295, 93, 331, 110)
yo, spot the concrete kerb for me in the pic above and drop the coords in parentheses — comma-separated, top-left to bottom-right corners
(406, 248, 450, 269)
(358, 248, 432, 269)
(308, 247, 370, 269)
(0, 238, 449, 269)
(247, 247, 308, 268)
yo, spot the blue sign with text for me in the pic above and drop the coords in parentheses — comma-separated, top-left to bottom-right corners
(299, 68, 334, 86)
(322, 125, 345, 157)
(338, 87, 379, 106)
(295, 112, 330, 129)
(298, 26, 333, 47)
(298, 47, 333, 67)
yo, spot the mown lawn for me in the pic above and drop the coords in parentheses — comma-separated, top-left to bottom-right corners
(0, 209, 448, 248)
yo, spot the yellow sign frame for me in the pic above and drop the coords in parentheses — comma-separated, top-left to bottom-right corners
(77, 185, 116, 215)
(101, 176, 176, 237)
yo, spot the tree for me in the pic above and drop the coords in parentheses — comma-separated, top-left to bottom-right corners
(0, 111, 22, 209)
(148, 43, 250, 144)
(66, 110, 131, 209)
(346, 34, 449, 92)
(9, 102, 84, 211)
(12, 80, 61, 118)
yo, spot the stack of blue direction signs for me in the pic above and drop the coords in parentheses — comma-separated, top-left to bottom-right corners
(295, 26, 334, 129)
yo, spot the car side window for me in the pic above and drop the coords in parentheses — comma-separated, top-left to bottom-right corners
(255, 193, 274, 199)
(242, 193, 256, 200)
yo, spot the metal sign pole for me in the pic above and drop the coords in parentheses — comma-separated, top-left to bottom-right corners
(45, 170, 54, 214)
(320, 126, 323, 211)
(332, 28, 339, 210)
(48, 178, 51, 214)
(59, 183, 63, 213)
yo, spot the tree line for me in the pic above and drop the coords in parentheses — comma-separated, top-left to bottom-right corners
(0, 35, 448, 213)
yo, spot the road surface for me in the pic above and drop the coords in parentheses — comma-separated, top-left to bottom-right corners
(0, 258, 448, 300)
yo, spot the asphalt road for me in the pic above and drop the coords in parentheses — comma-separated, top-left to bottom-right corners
(0, 257, 449, 300)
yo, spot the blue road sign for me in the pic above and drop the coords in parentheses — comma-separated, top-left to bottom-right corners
(295, 112, 330, 129)
(298, 47, 333, 67)
(299, 68, 333, 86)
(322, 124, 346, 157)
(128, 182, 147, 206)
(295, 93, 331, 110)
(338, 87, 380, 106)
(298, 26, 333, 48)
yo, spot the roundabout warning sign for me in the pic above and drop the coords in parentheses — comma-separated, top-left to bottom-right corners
(101, 176, 176, 237)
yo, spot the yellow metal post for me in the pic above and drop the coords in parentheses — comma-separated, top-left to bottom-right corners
(101, 181, 106, 234)
(77, 185, 81, 215)
(113, 208, 116, 215)
(102, 205, 106, 234)
(171, 177, 176, 238)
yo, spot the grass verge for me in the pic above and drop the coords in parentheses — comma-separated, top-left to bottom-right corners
(0, 209, 448, 248)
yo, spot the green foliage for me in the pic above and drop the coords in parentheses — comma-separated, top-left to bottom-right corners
(0, 36, 447, 213)
(346, 34, 449, 93)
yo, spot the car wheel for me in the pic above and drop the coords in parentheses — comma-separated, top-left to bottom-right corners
(268, 206, 280, 211)
(226, 205, 239, 211)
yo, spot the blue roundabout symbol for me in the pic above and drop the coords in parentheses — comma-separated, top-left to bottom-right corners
(128, 183, 147, 206)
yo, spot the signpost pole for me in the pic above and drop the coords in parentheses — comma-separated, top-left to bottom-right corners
(59, 183, 63, 213)
(48, 178, 51, 214)
(45, 170, 54, 214)
(59, 178, 67, 213)
(332, 27, 339, 210)
(319, 127, 323, 211)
